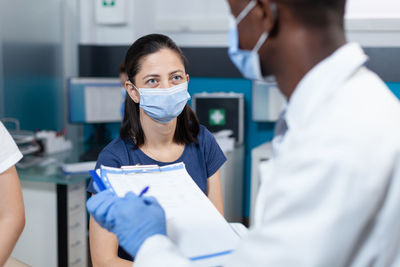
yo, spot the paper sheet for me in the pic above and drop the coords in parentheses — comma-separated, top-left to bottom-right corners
(100, 163, 239, 262)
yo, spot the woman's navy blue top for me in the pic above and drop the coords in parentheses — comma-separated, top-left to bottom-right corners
(87, 125, 226, 261)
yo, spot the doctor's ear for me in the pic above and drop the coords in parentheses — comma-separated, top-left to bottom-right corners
(259, 0, 278, 33)
(125, 81, 140, 103)
(186, 74, 189, 83)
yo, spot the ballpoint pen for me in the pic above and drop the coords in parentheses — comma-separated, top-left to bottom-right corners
(138, 186, 150, 197)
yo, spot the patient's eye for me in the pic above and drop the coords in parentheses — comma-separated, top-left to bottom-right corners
(172, 75, 182, 81)
(146, 78, 157, 85)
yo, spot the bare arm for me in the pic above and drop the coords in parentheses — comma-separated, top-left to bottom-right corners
(89, 198, 133, 267)
(0, 166, 25, 266)
(207, 169, 224, 216)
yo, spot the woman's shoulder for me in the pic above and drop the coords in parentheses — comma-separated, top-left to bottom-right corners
(196, 125, 218, 147)
(191, 125, 227, 176)
(103, 137, 127, 152)
(197, 124, 214, 140)
(196, 124, 208, 138)
(96, 137, 131, 168)
(99, 137, 131, 160)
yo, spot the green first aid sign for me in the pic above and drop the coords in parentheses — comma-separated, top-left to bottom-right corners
(209, 109, 226, 126)
(103, 0, 116, 6)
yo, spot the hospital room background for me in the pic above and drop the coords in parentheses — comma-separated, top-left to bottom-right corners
(0, 0, 399, 266)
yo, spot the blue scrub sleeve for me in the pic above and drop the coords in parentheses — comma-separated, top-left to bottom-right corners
(202, 128, 227, 178)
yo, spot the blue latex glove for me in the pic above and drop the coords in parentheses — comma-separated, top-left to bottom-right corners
(86, 190, 118, 229)
(87, 191, 167, 257)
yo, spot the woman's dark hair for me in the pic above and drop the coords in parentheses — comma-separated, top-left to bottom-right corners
(118, 61, 126, 74)
(120, 33, 200, 146)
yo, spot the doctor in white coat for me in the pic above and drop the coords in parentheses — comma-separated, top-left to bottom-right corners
(87, 0, 400, 266)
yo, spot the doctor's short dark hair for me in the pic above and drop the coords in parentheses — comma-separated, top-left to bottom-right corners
(274, 0, 346, 28)
(120, 33, 200, 146)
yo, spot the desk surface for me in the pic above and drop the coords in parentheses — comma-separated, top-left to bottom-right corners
(17, 143, 91, 185)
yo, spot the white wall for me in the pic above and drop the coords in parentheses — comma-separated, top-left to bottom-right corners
(345, 0, 400, 47)
(63, 0, 83, 142)
(0, 3, 4, 118)
(346, 0, 400, 19)
(80, 0, 136, 45)
(80, 0, 230, 47)
(2, 1, 63, 44)
(79, 0, 400, 47)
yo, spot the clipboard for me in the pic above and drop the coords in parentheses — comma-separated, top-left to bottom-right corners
(91, 162, 239, 264)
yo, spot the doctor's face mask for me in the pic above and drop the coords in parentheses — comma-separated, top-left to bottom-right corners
(228, 0, 276, 81)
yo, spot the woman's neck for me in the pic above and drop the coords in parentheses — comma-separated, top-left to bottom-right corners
(139, 110, 177, 149)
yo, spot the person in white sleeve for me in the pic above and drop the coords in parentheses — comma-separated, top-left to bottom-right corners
(86, 0, 400, 266)
(0, 122, 25, 266)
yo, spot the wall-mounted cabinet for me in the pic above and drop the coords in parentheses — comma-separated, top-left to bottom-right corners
(154, 0, 230, 33)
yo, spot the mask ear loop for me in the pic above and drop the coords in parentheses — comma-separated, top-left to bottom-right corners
(253, 3, 278, 53)
(128, 80, 139, 91)
(253, 32, 269, 52)
(235, 0, 257, 24)
(127, 80, 140, 104)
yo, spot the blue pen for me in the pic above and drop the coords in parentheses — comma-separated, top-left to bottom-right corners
(89, 170, 107, 192)
(138, 186, 150, 197)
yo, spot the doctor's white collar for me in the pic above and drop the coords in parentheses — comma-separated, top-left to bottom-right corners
(284, 42, 368, 131)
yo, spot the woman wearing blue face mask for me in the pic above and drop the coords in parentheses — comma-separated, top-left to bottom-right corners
(87, 34, 226, 266)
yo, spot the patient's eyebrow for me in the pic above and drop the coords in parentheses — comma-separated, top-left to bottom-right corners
(169, 70, 184, 75)
(142, 74, 160, 80)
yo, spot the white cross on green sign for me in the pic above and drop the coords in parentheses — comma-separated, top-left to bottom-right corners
(209, 109, 226, 126)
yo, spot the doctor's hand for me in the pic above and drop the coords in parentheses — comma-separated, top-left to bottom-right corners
(86, 190, 167, 257)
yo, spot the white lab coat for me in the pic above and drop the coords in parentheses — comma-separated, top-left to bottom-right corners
(0, 122, 23, 173)
(134, 43, 400, 267)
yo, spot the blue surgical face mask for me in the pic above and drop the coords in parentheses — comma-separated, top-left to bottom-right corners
(228, 0, 270, 81)
(133, 82, 191, 124)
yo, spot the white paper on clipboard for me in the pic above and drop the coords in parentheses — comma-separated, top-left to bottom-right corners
(99, 162, 240, 263)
